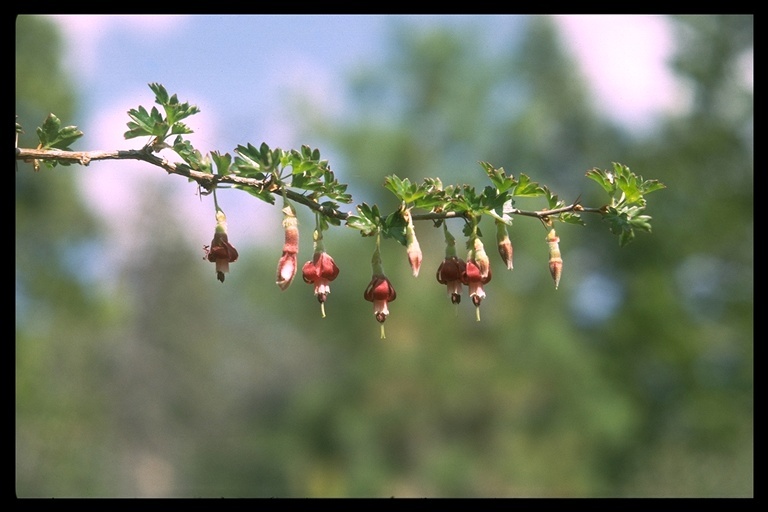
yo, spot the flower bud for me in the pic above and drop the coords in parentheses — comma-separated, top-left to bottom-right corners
(404, 209, 422, 277)
(546, 228, 562, 290)
(495, 220, 513, 270)
(276, 204, 299, 290)
(471, 236, 491, 280)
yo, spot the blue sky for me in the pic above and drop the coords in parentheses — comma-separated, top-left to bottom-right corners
(41, 15, 689, 256)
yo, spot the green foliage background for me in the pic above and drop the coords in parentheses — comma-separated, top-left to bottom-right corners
(15, 15, 753, 497)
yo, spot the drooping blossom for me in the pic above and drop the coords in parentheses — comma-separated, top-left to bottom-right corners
(276, 204, 299, 291)
(546, 228, 562, 289)
(364, 274, 397, 324)
(436, 256, 466, 304)
(302, 244, 340, 317)
(204, 209, 239, 283)
(364, 238, 397, 338)
(436, 224, 465, 305)
(461, 259, 492, 308)
(462, 234, 492, 321)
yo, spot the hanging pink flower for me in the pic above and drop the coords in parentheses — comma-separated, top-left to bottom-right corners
(436, 256, 466, 304)
(364, 274, 397, 324)
(204, 210, 238, 283)
(461, 259, 492, 308)
(302, 251, 340, 316)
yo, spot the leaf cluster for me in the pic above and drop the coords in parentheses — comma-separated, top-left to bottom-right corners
(30, 114, 84, 168)
(124, 82, 200, 149)
(377, 162, 581, 244)
(586, 162, 666, 246)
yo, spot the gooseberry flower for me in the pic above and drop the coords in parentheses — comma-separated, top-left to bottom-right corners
(302, 233, 340, 317)
(204, 209, 239, 283)
(437, 224, 465, 305)
(436, 256, 466, 304)
(364, 237, 397, 338)
(546, 228, 563, 289)
(462, 234, 492, 321)
(496, 219, 514, 271)
(462, 259, 492, 308)
(364, 274, 397, 325)
(276, 204, 299, 291)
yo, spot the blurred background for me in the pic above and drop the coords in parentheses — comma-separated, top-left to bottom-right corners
(15, 15, 753, 497)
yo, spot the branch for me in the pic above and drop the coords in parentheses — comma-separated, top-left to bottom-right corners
(15, 147, 594, 222)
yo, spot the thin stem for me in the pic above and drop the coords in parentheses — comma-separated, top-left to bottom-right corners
(443, 223, 457, 259)
(371, 232, 384, 275)
(212, 187, 221, 213)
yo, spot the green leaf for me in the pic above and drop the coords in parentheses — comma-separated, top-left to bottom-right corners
(172, 136, 208, 171)
(36, 114, 83, 150)
(601, 204, 653, 247)
(317, 207, 341, 228)
(381, 210, 407, 246)
(481, 161, 516, 193)
(234, 143, 281, 175)
(383, 175, 406, 199)
(235, 143, 261, 163)
(585, 167, 615, 194)
(543, 187, 561, 210)
(510, 173, 546, 197)
(461, 221, 483, 240)
(412, 194, 445, 210)
(587, 163, 665, 216)
(210, 151, 232, 176)
(347, 203, 381, 236)
(480, 185, 509, 213)
(236, 184, 276, 205)
(149, 82, 169, 105)
(260, 142, 272, 161)
(148, 83, 200, 128)
(559, 211, 585, 226)
(170, 122, 194, 135)
(124, 105, 167, 139)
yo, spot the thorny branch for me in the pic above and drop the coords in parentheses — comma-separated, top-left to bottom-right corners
(15, 147, 597, 222)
